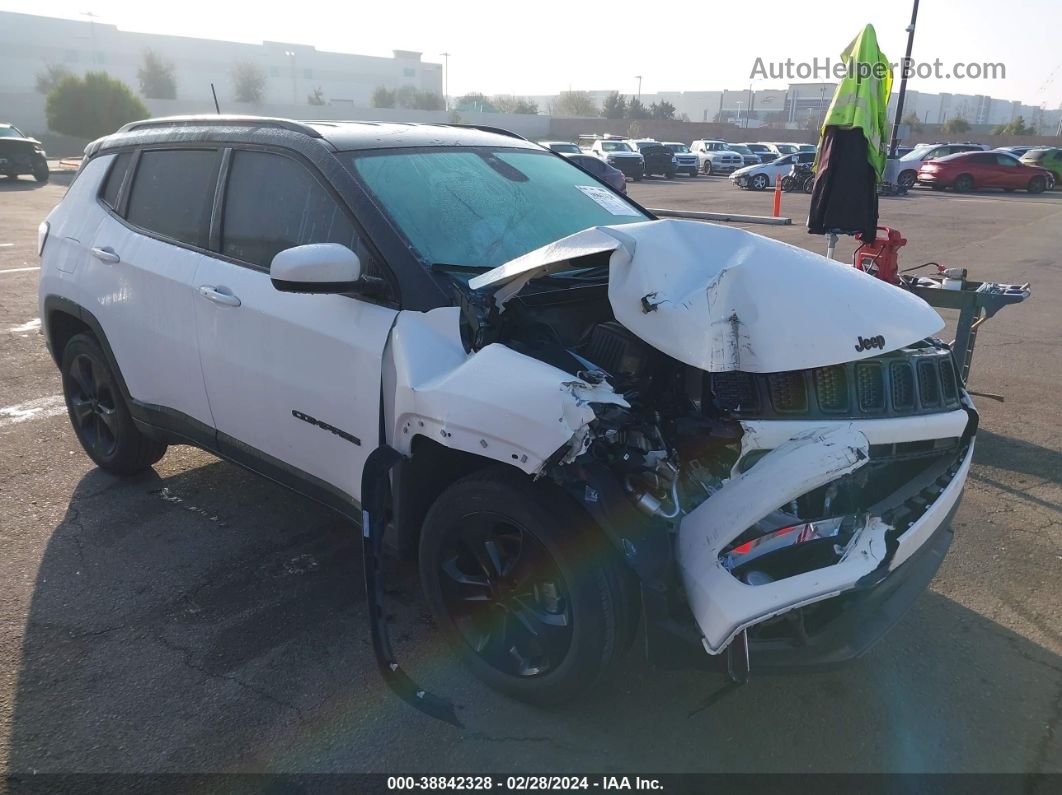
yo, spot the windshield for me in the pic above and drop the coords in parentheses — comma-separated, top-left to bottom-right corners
(351, 148, 647, 270)
(0, 126, 26, 139)
(601, 141, 633, 152)
(727, 144, 751, 155)
(1022, 149, 1049, 161)
(547, 143, 580, 153)
(665, 143, 690, 153)
(901, 145, 935, 162)
(773, 144, 798, 154)
(746, 144, 768, 152)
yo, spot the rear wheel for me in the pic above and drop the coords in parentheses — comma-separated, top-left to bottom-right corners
(60, 334, 167, 475)
(802, 174, 815, 194)
(1027, 175, 1047, 194)
(953, 174, 974, 193)
(419, 469, 637, 703)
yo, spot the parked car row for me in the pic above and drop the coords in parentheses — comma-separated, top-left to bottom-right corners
(540, 136, 821, 182)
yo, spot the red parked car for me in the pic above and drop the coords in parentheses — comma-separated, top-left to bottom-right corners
(917, 151, 1054, 194)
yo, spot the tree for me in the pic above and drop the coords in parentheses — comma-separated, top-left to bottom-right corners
(455, 92, 497, 113)
(553, 90, 598, 118)
(231, 61, 266, 104)
(372, 86, 396, 108)
(602, 91, 627, 119)
(307, 86, 326, 106)
(627, 97, 649, 119)
(942, 116, 971, 135)
(902, 112, 924, 133)
(650, 100, 676, 120)
(45, 71, 149, 139)
(137, 49, 177, 99)
(993, 115, 1034, 136)
(413, 91, 445, 111)
(35, 63, 72, 95)
(493, 96, 539, 115)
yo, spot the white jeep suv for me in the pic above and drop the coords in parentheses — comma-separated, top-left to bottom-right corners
(39, 116, 976, 719)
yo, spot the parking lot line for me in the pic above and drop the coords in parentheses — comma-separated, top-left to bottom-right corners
(0, 243, 15, 248)
(0, 267, 40, 274)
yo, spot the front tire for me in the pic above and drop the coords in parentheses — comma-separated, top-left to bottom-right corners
(1028, 175, 1047, 194)
(897, 170, 917, 190)
(749, 173, 769, 191)
(702, 161, 712, 176)
(60, 334, 167, 475)
(33, 162, 49, 183)
(418, 468, 637, 704)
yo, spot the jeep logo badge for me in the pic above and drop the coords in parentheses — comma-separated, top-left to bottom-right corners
(854, 335, 886, 352)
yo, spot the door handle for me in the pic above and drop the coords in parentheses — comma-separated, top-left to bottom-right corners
(198, 285, 242, 307)
(91, 246, 120, 264)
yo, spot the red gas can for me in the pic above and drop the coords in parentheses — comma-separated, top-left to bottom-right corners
(854, 226, 907, 284)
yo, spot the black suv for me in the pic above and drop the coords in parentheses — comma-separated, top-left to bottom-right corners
(633, 140, 676, 178)
(0, 123, 49, 182)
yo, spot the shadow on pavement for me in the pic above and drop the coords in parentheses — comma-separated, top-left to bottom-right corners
(6, 456, 1062, 775)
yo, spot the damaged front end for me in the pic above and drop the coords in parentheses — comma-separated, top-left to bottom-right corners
(373, 218, 976, 707)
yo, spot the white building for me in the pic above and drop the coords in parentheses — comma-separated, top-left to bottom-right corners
(0, 11, 442, 107)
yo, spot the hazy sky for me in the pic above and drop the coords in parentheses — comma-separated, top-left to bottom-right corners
(3, 0, 1059, 105)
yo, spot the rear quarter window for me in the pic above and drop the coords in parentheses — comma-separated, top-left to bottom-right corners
(125, 149, 220, 248)
(100, 151, 132, 210)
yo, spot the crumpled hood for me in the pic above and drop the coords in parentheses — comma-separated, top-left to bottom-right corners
(469, 218, 944, 373)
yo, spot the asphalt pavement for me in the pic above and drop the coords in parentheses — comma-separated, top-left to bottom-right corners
(0, 173, 1059, 778)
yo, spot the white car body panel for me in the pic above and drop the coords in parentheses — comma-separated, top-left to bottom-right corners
(384, 308, 627, 475)
(192, 258, 397, 500)
(471, 219, 944, 373)
(42, 153, 216, 428)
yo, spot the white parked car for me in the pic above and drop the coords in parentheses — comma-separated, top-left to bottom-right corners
(39, 115, 976, 717)
(690, 140, 745, 175)
(730, 150, 817, 190)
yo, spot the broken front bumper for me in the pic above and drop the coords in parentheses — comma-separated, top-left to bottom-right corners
(676, 422, 974, 661)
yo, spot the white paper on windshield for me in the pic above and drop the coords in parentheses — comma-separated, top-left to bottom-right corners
(575, 185, 642, 216)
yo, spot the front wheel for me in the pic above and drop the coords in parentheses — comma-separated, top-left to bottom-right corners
(897, 170, 917, 190)
(702, 161, 712, 176)
(666, 169, 676, 179)
(749, 173, 769, 191)
(419, 469, 637, 704)
(1028, 175, 1047, 194)
(33, 162, 49, 183)
(61, 334, 167, 475)
(780, 176, 796, 192)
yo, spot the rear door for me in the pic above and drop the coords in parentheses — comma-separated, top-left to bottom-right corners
(89, 147, 219, 428)
(192, 147, 398, 504)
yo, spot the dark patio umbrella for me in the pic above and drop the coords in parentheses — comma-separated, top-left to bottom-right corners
(807, 24, 893, 257)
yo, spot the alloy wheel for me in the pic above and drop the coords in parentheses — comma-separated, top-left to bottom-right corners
(438, 513, 573, 677)
(66, 353, 120, 459)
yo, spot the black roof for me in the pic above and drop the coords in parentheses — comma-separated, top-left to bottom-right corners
(107, 115, 536, 153)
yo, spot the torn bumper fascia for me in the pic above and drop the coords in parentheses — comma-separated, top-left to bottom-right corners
(677, 424, 974, 654)
(383, 307, 628, 475)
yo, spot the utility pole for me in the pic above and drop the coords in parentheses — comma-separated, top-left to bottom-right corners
(635, 75, 642, 100)
(440, 52, 451, 111)
(888, 0, 921, 157)
(746, 81, 753, 128)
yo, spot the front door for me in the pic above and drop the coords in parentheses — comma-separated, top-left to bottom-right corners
(192, 148, 398, 504)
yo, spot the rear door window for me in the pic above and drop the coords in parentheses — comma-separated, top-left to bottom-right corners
(125, 149, 220, 248)
(221, 149, 360, 271)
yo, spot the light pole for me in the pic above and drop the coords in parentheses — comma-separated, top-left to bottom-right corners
(284, 50, 297, 104)
(736, 100, 743, 127)
(635, 75, 642, 101)
(440, 52, 451, 111)
(746, 81, 753, 128)
(888, 0, 921, 157)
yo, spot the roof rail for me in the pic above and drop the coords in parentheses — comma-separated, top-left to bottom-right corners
(435, 123, 528, 141)
(117, 115, 323, 138)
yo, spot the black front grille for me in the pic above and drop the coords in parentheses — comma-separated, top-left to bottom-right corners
(707, 344, 962, 420)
